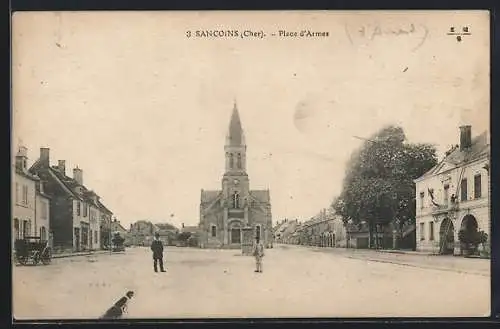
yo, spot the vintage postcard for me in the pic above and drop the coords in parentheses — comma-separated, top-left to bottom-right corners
(11, 10, 490, 320)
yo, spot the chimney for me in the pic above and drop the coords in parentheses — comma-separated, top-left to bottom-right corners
(73, 167, 83, 185)
(15, 146, 28, 171)
(58, 160, 66, 175)
(40, 148, 50, 166)
(459, 125, 472, 151)
(182, 223, 185, 228)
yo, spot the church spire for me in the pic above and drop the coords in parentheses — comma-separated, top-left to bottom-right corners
(226, 101, 246, 146)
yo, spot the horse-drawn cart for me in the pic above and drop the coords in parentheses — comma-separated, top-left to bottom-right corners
(14, 236, 52, 265)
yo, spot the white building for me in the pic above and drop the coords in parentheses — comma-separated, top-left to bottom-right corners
(414, 125, 490, 255)
(12, 145, 51, 246)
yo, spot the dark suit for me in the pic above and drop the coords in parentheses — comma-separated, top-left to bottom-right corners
(150, 239, 165, 272)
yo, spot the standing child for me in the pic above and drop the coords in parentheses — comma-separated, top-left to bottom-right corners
(253, 237, 264, 273)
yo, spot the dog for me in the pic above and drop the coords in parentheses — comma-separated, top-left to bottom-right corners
(100, 290, 134, 319)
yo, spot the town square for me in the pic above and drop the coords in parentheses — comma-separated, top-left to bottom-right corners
(11, 11, 491, 320)
(13, 245, 490, 319)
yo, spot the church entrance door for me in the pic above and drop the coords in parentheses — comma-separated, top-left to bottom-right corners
(231, 228, 241, 244)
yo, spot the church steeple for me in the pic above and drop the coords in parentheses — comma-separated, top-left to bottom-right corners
(226, 101, 246, 147)
(224, 101, 247, 174)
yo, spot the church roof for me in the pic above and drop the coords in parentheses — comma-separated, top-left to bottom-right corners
(201, 190, 221, 203)
(249, 190, 270, 203)
(226, 102, 246, 146)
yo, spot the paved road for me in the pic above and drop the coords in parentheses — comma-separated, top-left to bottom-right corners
(13, 245, 490, 319)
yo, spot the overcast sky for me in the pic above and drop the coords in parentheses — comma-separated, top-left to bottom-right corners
(12, 11, 489, 229)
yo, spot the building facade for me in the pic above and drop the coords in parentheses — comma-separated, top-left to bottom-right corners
(414, 126, 490, 255)
(29, 148, 112, 252)
(128, 220, 159, 246)
(12, 146, 42, 245)
(289, 209, 347, 248)
(199, 103, 273, 249)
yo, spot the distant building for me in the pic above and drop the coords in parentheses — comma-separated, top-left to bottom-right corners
(12, 145, 51, 247)
(292, 209, 347, 248)
(128, 220, 158, 246)
(111, 218, 127, 235)
(155, 223, 179, 246)
(274, 219, 300, 245)
(29, 148, 113, 252)
(199, 103, 273, 249)
(414, 126, 490, 255)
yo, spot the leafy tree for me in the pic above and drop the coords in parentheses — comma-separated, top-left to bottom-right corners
(333, 125, 437, 243)
(177, 232, 192, 242)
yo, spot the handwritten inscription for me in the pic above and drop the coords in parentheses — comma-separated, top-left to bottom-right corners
(345, 23, 429, 51)
(447, 26, 471, 42)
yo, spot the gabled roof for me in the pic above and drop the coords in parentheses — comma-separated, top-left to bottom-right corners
(111, 221, 127, 232)
(201, 190, 221, 203)
(181, 226, 199, 233)
(249, 190, 270, 203)
(14, 164, 40, 182)
(416, 131, 489, 181)
(97, 199, 113, 215)
(30, 160, 113, 213)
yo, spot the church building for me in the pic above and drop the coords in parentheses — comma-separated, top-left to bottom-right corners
(199, 103, 273, 249)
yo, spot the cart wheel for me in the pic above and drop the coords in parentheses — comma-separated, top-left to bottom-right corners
(42, 250, 51, 265)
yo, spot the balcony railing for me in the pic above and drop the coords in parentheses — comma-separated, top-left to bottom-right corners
(431, 201, 458, 215)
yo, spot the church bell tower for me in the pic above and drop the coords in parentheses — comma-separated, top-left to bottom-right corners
(222, 101, 249, 204)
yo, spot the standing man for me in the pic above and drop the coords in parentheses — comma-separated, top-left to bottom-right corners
(253, 236, 265, 273)
(151, 232, 166, 273)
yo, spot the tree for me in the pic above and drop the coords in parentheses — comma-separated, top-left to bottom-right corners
(333, 125, 437, 246)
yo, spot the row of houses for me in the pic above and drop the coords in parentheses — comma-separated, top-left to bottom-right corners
(273, 209, 348, 248)
(274, 125, 491, 256)
(124, 220, 198, 247)
(12, 145, 115, 253)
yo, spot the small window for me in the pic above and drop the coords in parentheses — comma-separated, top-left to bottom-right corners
(83, 203, 88, 217)
(233, 192, 240, 208)
(420, 222, 425, 241)
(460, 179, 468, 201)
(443, 184, 450, 205)
(419, 192, 425, 209)
(211, 225, 217, 237)
(41, 227, 47, 241)
(77, 201, 81, 216)
(22, 185, 28, 205)
(237, 153, 242, 169)
(429, 222, 434, 241)
(474, 174, 482, 199)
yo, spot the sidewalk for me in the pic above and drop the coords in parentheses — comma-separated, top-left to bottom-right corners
(52, 250, 111, 259)
(278, 244, 490, 277)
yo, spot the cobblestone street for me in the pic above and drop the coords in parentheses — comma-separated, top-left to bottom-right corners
(13, 245, 490, 319)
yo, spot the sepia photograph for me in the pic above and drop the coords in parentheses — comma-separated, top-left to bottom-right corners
(11, 10, 490, 319)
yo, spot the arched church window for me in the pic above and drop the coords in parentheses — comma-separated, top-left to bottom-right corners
(211, 225, 217, 237)
(233, 192, 240, 208)
(229, 153, 234, 169)
(237, 153, 242, 169)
